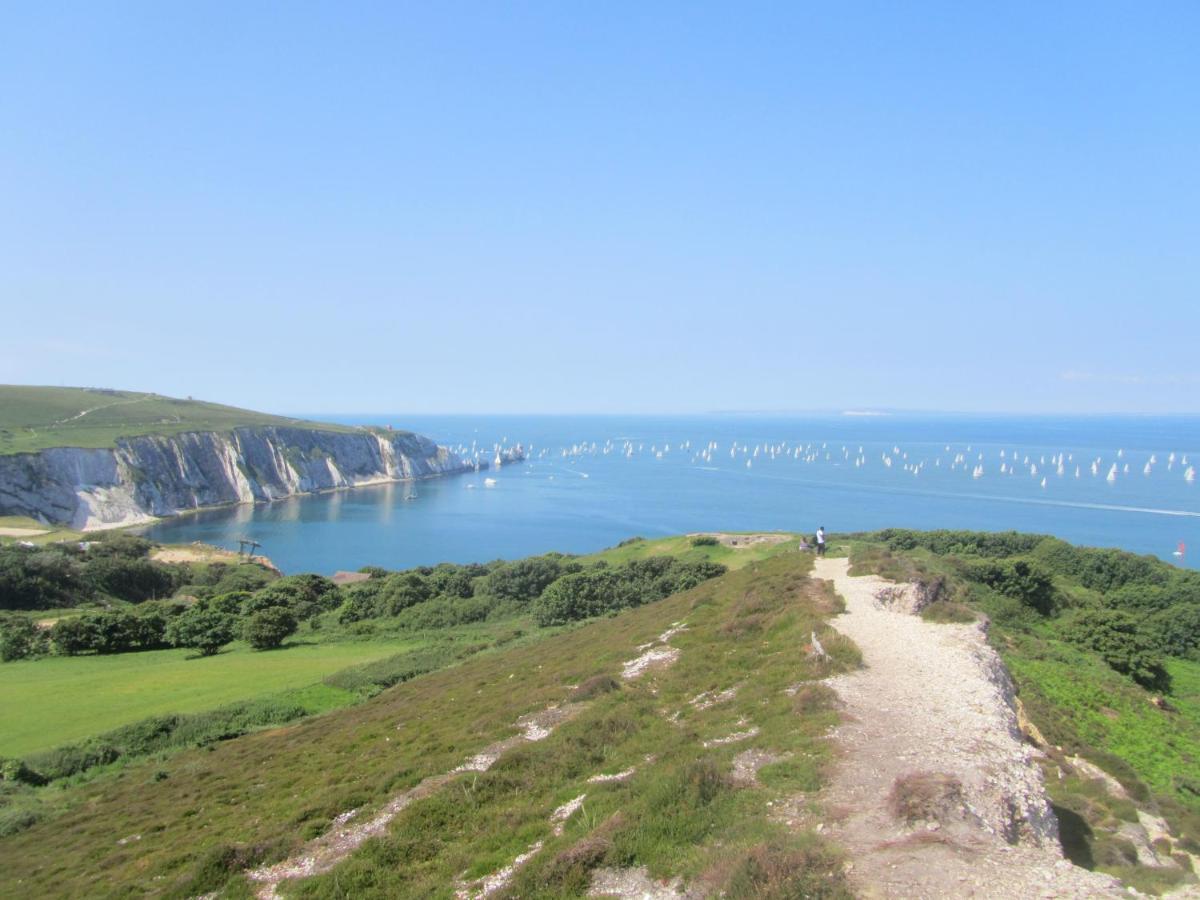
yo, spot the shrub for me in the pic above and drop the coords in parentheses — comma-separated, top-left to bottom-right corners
(483, 555, 575, 603)
(245, 574, 340, 621)
(166, 607, 237, 656)
(570, 674, 621, 701)
(1145, 606, 1200, 659)
(1032, 540, 1168, 592)
(691, 535, 719, 546)
(83, 556, 178, 602)
(962, 559, 1057, 615)
(211, 565, 275, 595)
(47, 608, 172, 656)
(242, 607, 297, 650)
(888, 772, 965, 824)
(722, 840, 851, 899)
(875, 528, 1047, 558)
(0, 757, 46, 786)
(0, 545, 88, 610)
(532, 558, 726, 626)
(84, 534, 153, 559)
(532, 570, 640, 626)
(421, 562, 487, 599)
(1058, 609, 1170, 691)
(393, 595, 491, 630)
(0, 617, 48, 661)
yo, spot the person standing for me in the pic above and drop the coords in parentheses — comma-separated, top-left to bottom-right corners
(816, 526, 826, 557)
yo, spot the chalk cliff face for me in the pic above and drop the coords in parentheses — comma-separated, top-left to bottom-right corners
(0, 427, 513, 530)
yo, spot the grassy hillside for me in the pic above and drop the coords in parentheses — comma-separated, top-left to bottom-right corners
(0, 553, 856, 898)
(4, 529, 1198, 895)
(0, 385, 354, 455)
(584, 532, 800, 570)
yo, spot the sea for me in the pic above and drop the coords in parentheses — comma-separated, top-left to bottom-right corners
(139, 414, 1200, 575)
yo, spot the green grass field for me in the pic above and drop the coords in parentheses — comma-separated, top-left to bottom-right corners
(0, 385, 353, 455)
(0, 638, 424, 756)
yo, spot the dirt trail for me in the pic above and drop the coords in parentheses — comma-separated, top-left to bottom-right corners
(812, 557, 1124, 899)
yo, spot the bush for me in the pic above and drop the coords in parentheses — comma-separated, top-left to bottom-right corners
(245, 574, 340, 621)
(242, 607, 297, 650)
(0, 545, 88, 610)
(570, 674, 621, 701)
(482, 555, 578, 603)
(377, 572, 434, 615)
(393, 595, 492, 630)
(691, 535, 719, 546)
(1032, 541, 1168, 592)
(421, 562, 487, 599)
(0, 757, 46, 786)
(166, 607, 237, 656)
(962, 559, 1057, 615)
(0, 617, 48, 661)
(533, 570, 642, 626)
(874, 528, 1047, 558)
(84, 534, 153, 559)
(211, 564, 275, 595)
(47, 608, 173, 656)
(1145, 606, 1200, 659)
(83, 556, 178, 602)
(723, 840, 851, 899)
(1059, 609, 1170, 692)
(532, 558, 725, 626)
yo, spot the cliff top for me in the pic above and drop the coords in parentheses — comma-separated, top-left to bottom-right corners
(0, 385, 357, 455)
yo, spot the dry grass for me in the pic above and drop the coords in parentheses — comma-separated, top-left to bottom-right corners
(888, 772, 965, 825)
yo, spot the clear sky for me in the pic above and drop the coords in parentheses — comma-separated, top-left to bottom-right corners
(2, 3, 1197, 415)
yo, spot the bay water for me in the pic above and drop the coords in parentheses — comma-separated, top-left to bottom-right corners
(140, 414, 1200, 574)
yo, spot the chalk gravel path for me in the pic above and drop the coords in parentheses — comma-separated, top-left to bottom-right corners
(812, 557, 1125, 899)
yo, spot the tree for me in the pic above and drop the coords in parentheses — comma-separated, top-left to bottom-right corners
(166, 607, 236, 657)
(243, 607, 297, 650)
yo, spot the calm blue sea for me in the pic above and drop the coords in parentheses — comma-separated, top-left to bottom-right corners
(140, 415, 1200, 574)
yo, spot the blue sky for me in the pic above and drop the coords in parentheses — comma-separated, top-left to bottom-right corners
(2, 3, 1197, 415)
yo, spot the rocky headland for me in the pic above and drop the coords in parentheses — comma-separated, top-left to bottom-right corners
(0, 426, 521, 530)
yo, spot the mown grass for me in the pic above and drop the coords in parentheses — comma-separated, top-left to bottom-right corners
(588, 532, 803, 571)
(0, 385, 354, 455)
(0, 553, 854, 898)
(0, 516, 83, 546)
(0, 637, 430, 756)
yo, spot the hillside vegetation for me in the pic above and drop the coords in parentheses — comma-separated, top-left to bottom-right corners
(0, 535, 730, 785)
(0, 552, 858, 898)
(848, 529, 1200, 891)
(0, 385, 353, 455)
(2, 529, 1197, 895)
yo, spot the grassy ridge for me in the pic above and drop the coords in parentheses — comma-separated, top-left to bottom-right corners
(0, 553, 853, 898)
(0, 385, 352, 455)
(584, 533, 800, 570)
